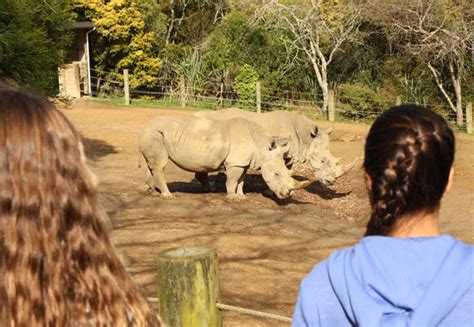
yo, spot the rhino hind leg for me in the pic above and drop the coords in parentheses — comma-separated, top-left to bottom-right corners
(195, 172, 215, 193)
(142, 147, 174, 199)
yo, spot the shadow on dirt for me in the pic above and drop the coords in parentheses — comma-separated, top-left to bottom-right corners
(81, 135, 117, 161)
(303, 179, 351, 200)
(166, 173, 313, 205)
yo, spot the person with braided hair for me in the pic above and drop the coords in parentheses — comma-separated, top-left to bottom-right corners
(0, 84, 161, 326)
(293, 105, 473, 326)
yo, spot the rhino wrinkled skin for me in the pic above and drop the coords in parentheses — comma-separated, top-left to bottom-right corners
(139, 115, 310, 200)
(196, 108, 357, 185)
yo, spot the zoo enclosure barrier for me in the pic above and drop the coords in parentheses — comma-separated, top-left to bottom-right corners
(88, 69, 473, 134)
(148, 246, 292, 326)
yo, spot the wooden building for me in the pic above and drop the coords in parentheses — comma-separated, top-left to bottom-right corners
(58, 21, 96, 98)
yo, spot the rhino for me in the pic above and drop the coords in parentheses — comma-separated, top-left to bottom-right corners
(195, 108, 357, 185)
(138, 115, 311, 200)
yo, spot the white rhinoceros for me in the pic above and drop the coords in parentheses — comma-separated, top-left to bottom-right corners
(139, 115, 311, 200)
(195, 108, 357, 185)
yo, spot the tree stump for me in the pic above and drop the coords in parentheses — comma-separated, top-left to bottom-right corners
(157, 246, 221, 327)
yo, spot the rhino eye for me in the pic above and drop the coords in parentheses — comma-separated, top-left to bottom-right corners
(275, 172, 280, 177)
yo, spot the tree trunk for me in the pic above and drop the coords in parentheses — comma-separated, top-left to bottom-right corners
(427, 62, 457, 114)
(321, 68, 329, 113)
(450, 61, 464, 126)
(455, 83, 463, 126)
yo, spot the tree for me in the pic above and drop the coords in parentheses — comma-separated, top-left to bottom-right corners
(234, 64, 258, 108)
(367, 0, 474, 126)
(253, 0, 363, 112)
(0, 0, 74, 95)
(157, 0, 228, 46)
(75, 0, 161, 90)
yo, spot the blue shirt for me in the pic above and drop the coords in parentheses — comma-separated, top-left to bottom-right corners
(293, 235, 474, 326)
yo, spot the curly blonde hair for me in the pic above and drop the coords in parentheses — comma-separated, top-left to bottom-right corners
(0, 85, 160, 326)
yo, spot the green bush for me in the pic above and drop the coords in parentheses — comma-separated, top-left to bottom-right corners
(233, 64, 258, 109)
(338, 83, 393, 120)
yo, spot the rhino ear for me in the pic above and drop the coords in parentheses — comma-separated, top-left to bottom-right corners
(269, 137, 290, 152)
(269, 139, 278, 151)
(310, 126, 318, 138)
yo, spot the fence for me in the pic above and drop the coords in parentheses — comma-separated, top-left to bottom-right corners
(87, 69, 473, 134)
(150, 246, 292, 326)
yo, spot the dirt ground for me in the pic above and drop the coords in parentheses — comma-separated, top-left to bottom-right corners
(62, 99, 473, 326)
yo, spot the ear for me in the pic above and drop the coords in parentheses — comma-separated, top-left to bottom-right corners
(443, 167, 454, 196)
(268, 137, 290, 152)
(364, 171, 372, 192)
(325, 127, 333, 135)
(269, 139, 277, 151)
(310, 126, 318, 138)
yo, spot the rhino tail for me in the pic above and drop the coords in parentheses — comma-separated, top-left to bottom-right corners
(138, 150, 142, 168)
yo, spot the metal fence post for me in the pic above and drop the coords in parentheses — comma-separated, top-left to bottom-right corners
(157, 246, 221, 327)
(328, 90, 335, 122)
(256, 81, 261, 113)
(123, 69, 130, 105)
(466, 102, 472, 134)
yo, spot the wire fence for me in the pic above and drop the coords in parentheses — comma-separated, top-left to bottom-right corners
(85, 70, 471, 132)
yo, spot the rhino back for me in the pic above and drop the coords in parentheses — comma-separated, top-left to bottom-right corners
(195, 109, 315, 162)
(195, 107, 257, 121)
(146, 116, 230, 172)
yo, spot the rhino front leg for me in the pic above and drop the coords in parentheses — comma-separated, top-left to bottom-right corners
(225, 166, 246, 201)
(236, 170, 246, 196)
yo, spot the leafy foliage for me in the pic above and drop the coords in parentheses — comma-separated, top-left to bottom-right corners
(233, 64, 258, 108)
(75, 0, 161, 90)
(0, 0, 74, 95)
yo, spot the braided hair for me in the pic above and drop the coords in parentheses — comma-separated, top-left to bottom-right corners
(364, 105, 455, 236)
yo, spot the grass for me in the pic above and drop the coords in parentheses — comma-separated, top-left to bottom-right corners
(91, 96, 234, 111)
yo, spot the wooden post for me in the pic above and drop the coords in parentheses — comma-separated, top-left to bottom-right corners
(466, 102, 472, 134)
(180, 75, 186, 108)
(157, 246, 221, 327)
(219, 82, 224, 107)
(256, 81, 261, 113)
(396, 95, 402, 106)
(123, 69, 130, 105)
(328, 89, 335, 122)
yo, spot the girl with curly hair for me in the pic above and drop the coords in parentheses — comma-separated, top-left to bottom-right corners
(0, 85, 160, 326)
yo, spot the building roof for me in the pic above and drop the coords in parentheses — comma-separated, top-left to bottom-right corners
(71, 21, 95, 29)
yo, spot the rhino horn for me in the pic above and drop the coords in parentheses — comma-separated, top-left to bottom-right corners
(292, 178, 314, 190)
(336, 157, 359, 178)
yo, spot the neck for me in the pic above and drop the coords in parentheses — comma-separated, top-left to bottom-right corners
(388, 210, 441, 238)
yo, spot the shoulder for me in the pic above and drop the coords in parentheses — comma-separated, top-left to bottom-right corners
(293, 249, 354, 327)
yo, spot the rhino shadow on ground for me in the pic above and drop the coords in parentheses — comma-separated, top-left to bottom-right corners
(168, 173, 311, 205)
(301, 178, 351, 200)
(81, 135, 118, 162)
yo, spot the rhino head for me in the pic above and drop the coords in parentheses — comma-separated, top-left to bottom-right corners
(260, 137, 312, 199)
(306, 128, 358, 186)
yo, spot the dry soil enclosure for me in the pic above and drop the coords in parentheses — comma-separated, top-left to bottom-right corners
(63, 100, 473, 326)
